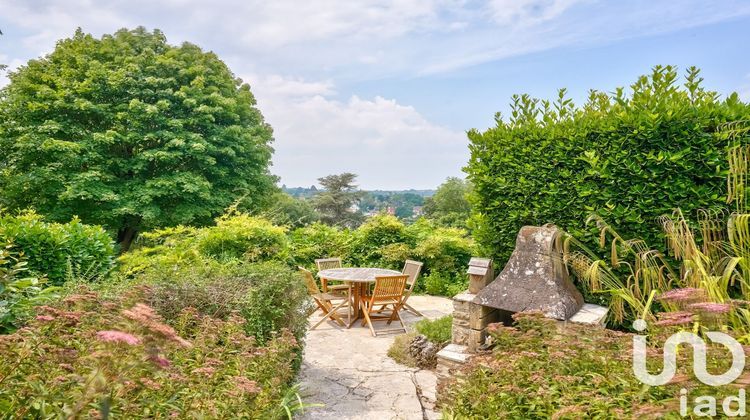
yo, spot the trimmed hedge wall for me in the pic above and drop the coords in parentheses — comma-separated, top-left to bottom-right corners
(466, 66, 750, 264)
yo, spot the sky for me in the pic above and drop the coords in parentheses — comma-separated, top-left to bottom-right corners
(1, 1, 750, 190)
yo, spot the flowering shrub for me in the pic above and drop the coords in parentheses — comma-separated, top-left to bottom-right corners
(0, 288, 300, 418)
(440, 312, 745, 418)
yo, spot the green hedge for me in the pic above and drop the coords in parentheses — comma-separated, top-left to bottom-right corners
(290, 215, 475, 296)
(0, 212, 115, 285)
(466, 66, 750, 264)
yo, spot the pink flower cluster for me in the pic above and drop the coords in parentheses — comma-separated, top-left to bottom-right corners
(123, 303, 192, 348)
(96, 330, 141, 346)
(657, 288, 706, 303)
(654, 311, 695, 327)
(687, 302, 731, 314)
(233, 376, 261, 394)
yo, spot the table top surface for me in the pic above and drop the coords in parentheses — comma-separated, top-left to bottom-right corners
(317, 267, 402, 282)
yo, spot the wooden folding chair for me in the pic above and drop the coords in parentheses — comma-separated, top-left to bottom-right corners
(359, 274, 408, 337)
(400, 260, 424, 316)
(315, 257, 349, 295)
(299, 267, 347, 329)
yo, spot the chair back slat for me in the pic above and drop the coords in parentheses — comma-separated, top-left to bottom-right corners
(315, 257, 342, 271)
(402, 260, 423, 289)
(372, 275, 408, 302)
(298, 267, 321, 295)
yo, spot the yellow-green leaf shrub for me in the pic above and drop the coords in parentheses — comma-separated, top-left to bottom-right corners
(198, 214, 289, 262)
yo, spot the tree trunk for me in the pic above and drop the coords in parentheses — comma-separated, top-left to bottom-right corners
(117, 226, 138, 254)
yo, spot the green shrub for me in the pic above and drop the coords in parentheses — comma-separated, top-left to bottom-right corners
(288, 223, 352, 269)
(0, 243, 59, 332)
(414, 227, 474, 276)
(112, 257, 308, 345)
(466, 66, 750, 265)
(441, 312, 740, 418)
(0, 288, 301, 418)
(198, 214, 288, 262)
(0, 212, 115, 285)
(423, 272, 466, 297)
(350, 215, 412, 267)
(415, 315, 452, 344)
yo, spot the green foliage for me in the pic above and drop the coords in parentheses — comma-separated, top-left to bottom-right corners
(441, 312, 739, 418)
(312, 173, 365, 228)
(288, 223, 352, 269)
(0, 212, 115, 285)
(466, 66, 750, 265)
(350, 215, 411, 267)
(0, 243, 59, 332)
(0, 287, 301, 418)
(423, 272, 466, 297)
(197, 214, 289, 262)
(0, 27, 276, 250)
(261, 192, 320, 229)
(423, 177, 472, 228)
(414, 315, 452, 344)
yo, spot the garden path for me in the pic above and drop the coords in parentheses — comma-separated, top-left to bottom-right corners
(298, 295, 453, 420)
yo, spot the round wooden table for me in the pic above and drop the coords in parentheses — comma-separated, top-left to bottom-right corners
(318, 267, 401, 328)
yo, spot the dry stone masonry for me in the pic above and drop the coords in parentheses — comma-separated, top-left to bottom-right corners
(436, 225, 609, 387)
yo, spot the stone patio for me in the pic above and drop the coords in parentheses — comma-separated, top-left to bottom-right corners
(297, 295, 453, 420)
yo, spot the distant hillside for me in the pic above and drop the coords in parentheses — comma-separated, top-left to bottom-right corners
(281, 186, 435, 219)
(282, 186, 435, 198)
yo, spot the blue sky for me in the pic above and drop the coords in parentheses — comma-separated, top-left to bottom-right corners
(1, 0, 749, 189)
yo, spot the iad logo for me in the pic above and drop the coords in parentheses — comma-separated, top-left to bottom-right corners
(632, 319, 746, 417)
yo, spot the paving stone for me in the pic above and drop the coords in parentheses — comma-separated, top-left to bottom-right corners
(298, 295, 453, 420)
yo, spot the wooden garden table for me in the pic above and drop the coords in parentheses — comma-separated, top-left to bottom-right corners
(317, 267, 401, 328)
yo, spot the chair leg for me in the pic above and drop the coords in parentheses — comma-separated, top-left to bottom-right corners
(361, 304, 376, 337)
(312, 298, 347, 329)
(313, 299, 338, 321)
(386, 304, 399, 325)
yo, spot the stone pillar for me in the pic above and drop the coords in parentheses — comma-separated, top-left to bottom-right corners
(437, 257, 496, 383)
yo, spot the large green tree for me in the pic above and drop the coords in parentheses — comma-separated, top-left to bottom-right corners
(312, 173, 364, 228)
(0, 28, 276, 251)
(424, 177, 472, 227)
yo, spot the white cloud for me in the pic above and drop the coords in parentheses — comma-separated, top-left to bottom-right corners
(486, 0, 585, 26)
(246, 74, 467, 189)
(2, 0, 749, 188)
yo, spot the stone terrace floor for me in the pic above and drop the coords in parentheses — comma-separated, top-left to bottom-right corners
(297, 295, 453, 420)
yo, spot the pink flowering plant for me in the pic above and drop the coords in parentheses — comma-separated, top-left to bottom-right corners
(0, 287, 300, 418)
(440, 312, 749, 418)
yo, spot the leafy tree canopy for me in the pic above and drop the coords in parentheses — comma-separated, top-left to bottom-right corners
(260, 192, 320, 229)
(424, 177, 472, 228)
(0, 27, 276, 250)
(312, 173, 364, 228)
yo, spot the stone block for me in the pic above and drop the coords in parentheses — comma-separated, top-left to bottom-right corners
(568, 303, 609, 326)
(469, 276, 491, 294)
(469, 307, 498, 330)
(452, 325, 470, 345)
(467, 329, 487, 351)
(452, 292, 475, 320)
(453, 316, 470, 329)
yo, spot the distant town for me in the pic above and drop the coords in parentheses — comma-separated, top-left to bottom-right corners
(282, 185, 435, 220)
